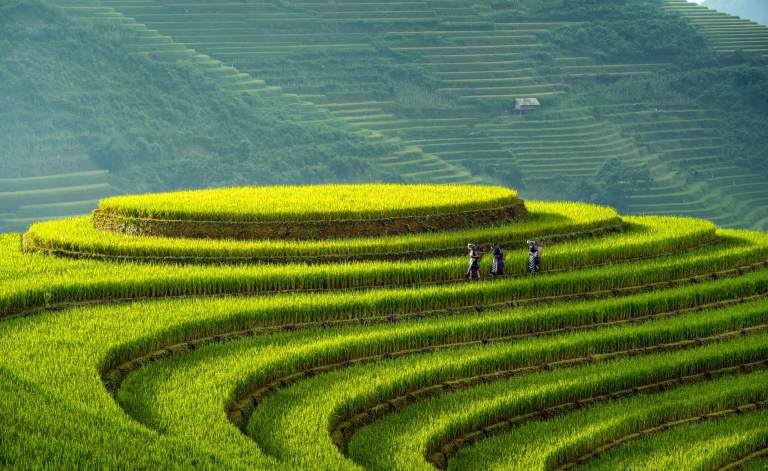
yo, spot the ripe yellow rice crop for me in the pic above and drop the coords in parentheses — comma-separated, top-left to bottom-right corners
(3, 219, 755, 319)
(97, 184, 519, 222)
(4, 183, 768, 471)
(27, 201, 618, 259)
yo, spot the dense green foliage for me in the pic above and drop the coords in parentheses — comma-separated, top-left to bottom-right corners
(551, 158, 652, 211)
(542, 2, 709, 63)
(0, 0, 391, 191)
(512, 1, 768, 208)
(671, 61, 768, 175)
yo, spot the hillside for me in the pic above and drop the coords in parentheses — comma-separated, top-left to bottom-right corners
(702, 0, 768, 27)
(3, 0, 768, 234)
(4, 185, 768, 468)
(0, 0, 394, 233)
(25, 0, 766, 233)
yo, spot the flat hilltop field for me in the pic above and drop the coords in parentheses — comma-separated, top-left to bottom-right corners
(2, 184, 768, 470)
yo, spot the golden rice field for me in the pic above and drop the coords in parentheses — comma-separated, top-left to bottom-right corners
(27, 201, 618, 259)
(97, 184, 519, 222)
(3, 184, 768, 471)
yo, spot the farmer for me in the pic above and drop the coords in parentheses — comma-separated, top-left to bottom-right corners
(491, 242, 504, 276)
(527, 240, 540, 273)
(466, 244, 481, 280)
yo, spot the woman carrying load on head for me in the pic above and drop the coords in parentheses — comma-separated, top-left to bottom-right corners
(491, 242, 504, 277)
(466, 244, 481, 280)
(527, 240, 540, 273)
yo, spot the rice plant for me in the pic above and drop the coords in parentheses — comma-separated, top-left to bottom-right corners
(4, 179, 768, 471)
(27, 201, 620, 259)
(97, 184, 519, 222)
(576, 409, 768, 471)
(5, 221, 762, 319)
(346, 332, 768, 471)
(446, 371, 768, 471)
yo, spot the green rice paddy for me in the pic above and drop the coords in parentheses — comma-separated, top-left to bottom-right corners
(3, 184, 768, 469)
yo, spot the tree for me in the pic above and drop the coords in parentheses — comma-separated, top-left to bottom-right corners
(595, 157, 652, 211)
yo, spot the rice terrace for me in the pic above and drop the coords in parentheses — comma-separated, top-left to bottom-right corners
(2, 0, 768, 470)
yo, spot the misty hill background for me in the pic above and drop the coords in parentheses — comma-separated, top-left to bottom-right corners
(701, 0, 768, 26)
(1, 0, 768, 232)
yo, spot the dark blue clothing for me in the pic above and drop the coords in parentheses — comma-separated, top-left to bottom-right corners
(529, 245, 540, 272)
(492, 247, 504, 272)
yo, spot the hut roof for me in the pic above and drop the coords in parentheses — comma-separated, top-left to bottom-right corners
(515, 98, 540, 106)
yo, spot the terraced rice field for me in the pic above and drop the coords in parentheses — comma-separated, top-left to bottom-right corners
(664, 0, 768, 56)
(0, 171, 114, 234)
(3, 184, 768, 469)
(39, 0, 768, 232)
(46, 0, 664, 188)
(474, 102, 768, 232)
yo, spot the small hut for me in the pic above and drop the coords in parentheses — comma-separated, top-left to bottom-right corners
(514, 98, 540, 115)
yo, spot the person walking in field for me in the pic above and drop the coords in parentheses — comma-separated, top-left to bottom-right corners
(491, 242, 505, 276)
(528, 240, 540, 273)
(466, 244, 481, 280)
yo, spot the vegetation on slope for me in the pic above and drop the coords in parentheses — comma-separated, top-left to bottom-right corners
(519, 1, 768, 214)
(542, 2, 710, 63)
(702, 0, 768, 26)
(4, 0, 768, 233)
(72, 0, 768, 228)
(0, 0, 392, 191)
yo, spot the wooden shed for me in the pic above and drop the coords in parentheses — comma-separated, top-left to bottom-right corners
(514, 98, 540, 115)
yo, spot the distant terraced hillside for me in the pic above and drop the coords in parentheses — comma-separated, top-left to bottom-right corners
(504, 103, 768, 231)
(0, 171, 114, 234)
(3, 0, 764, 233)
(73, 2, 665, 175)
(702, 0, 768, 31)
(0, 0, 404, 234)
(665, 0, 768, 55)
(71, 0, 767, 231)
(36, 0, 487, 191)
